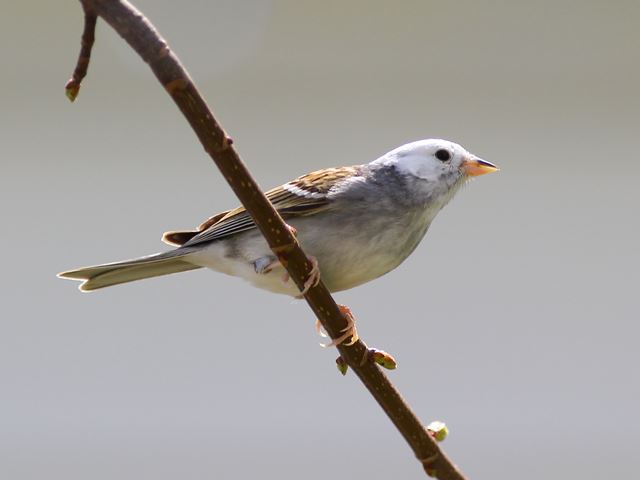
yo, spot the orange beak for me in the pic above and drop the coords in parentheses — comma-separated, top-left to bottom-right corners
(461, 156, 499, 177)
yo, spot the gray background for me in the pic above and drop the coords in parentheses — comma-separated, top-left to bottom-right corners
(2, 1, 639, 479)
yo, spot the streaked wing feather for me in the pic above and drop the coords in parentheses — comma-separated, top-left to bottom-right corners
(180, 167, 358, 247)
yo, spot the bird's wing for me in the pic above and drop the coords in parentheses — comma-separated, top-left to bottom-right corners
(163, 166, 359, 247)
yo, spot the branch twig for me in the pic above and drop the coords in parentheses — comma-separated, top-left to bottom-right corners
(65, 1, 97, 102)
(67, 2, 467, 478)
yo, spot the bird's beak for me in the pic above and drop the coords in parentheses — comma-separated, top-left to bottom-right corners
(461, 156, 499, 177)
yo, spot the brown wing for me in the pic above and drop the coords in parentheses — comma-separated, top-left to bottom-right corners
(162, 166, 359, 247)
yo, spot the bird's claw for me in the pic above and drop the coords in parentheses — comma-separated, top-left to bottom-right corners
(279, 224, 318, 291)
(295, 255, 320, 298)
(315, 305, 396, 375)
(318, 304, 359, 348)
(315, 318, 328, 338)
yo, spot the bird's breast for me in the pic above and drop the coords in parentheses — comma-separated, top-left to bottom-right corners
(292, 207, 432, 292)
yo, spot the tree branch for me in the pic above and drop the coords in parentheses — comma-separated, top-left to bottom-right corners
(68, 2, 467, 478)
(65, 1, 97, 102)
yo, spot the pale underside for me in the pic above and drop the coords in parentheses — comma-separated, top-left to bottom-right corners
(162, 166, 445, 295)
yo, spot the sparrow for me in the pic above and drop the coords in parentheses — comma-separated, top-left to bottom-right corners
(59, 139, 498, 299)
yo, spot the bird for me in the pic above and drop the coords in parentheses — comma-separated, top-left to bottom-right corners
(59, 139, 498, 300)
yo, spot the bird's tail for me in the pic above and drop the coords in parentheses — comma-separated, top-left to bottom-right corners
(58, 249, 202, 292)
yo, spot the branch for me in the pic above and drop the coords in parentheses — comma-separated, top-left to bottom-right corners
(68, 2, 467, 478)
(65, 1, 97, 102)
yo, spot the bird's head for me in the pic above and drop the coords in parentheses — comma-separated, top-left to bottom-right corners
(379, 138, 498, 184)
(369, 138, 498, 208)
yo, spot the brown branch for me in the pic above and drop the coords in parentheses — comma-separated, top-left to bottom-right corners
(65, 1, 97, 102)
(68, 2, 467, 478)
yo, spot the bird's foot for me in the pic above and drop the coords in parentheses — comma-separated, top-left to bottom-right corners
(277, 224, 320, 295)
(314, 305, 397, 375)
(294, 255, 320, 298)
(315, 304, 359, 348)
(253, 256, 278, 275)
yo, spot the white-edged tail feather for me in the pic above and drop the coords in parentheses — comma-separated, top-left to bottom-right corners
(58, 249, 201, 292)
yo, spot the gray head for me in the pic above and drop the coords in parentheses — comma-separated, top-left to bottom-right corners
(368, 138, 498, 206)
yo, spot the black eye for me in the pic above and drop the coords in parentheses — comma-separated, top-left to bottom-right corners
(435, 149, 451, 162)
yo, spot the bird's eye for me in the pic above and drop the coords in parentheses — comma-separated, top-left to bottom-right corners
(435, 149, 451, 162)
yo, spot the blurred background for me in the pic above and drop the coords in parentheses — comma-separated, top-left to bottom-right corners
(2, 1, 639, 478)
